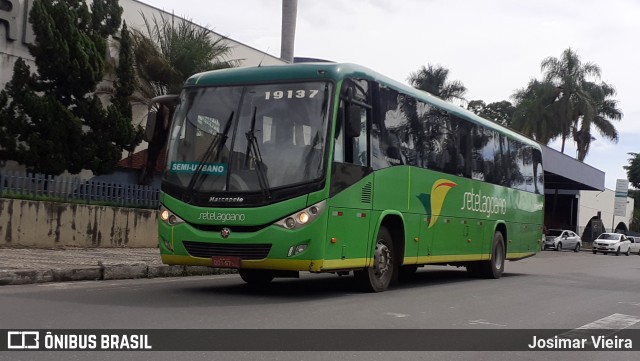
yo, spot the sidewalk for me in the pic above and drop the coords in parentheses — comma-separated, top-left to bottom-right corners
(0, 247, 229, 286)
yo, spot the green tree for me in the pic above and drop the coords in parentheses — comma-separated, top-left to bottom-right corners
(407, 64, 467, 102)
(131, 12, 238, 184)
(622, 154, 639, 232)
(572, 81, 622, 161)
(511, 48, 621, 159)
(624, 152, 640, 189)
(511, 79, 563, 144)
(467, 100, 515, 126)
(540, 48, 602, 153)
(0, 0, 142, 175)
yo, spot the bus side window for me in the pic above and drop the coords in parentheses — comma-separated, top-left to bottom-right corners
(335, 79, 370, 167)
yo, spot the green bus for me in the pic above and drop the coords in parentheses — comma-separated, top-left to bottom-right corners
(152, 63, 544, 292)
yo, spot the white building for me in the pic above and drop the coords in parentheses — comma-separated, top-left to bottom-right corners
(578, 189, 635, 241)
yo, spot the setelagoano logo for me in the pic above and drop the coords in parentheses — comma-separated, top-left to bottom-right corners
(198, 211, 246, 222)
(417, 179, 457, 228)
(460, 188, 507, 218)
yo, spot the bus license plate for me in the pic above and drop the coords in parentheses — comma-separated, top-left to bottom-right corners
(212, 256, 241, 268)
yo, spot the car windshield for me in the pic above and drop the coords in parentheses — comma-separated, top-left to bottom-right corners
(597, 234, 619, 240)
(164, 82, 332, 194)
(547, 230, 563, 237)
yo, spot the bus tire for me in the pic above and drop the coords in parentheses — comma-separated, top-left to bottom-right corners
(354, 226, 396, 292)
(477, 231, 505, 279)
(239, 269, 275, 285)
(399, 265, 419, 281)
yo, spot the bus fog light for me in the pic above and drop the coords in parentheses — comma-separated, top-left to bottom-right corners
(288, 244, 308, 257)
(163, 239, 173, 251)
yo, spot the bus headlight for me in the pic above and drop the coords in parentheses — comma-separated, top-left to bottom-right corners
(275, 200, 326, 230)
(297, 212, 310, 224)
(159, 205, 185, 226)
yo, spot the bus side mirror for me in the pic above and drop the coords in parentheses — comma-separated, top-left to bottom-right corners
(144, 111, 157, 142)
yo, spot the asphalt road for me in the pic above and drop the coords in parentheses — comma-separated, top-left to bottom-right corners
(1, 250, 639, 361)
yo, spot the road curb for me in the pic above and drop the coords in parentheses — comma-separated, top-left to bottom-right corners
(0, 264, 237, 286)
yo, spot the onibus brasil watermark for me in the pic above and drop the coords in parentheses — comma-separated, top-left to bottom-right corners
(7, 331, 151, 350)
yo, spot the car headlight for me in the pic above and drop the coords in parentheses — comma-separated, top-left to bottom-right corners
(274, 200, 326, 230)
(159, 204, 185, 226)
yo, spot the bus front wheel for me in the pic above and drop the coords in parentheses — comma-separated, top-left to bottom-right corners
(354, 226, 396, 292)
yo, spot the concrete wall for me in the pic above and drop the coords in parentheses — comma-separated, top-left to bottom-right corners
(579, 189, 634, 233)
(0, 198, 158, 248)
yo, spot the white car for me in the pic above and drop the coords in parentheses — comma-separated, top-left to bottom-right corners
(544, 229, 582, 252)
(628, 236, 640, 256)
(592, 233, 632, 256)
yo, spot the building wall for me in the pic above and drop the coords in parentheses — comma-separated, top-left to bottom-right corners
(579, 189, 634, 234)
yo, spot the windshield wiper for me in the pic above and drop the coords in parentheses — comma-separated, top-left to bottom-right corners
(184, 111, 234, 202)
(245, 106, 271, 199)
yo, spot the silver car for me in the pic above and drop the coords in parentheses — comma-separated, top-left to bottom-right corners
(544, 229, 582, 252)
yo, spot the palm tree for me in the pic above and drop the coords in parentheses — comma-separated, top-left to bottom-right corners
(280, 0, 298, 63)
(573, 81, 622, 161)
(407, 64, 467, 102)
(511, 48, 621, 160)
(132, 13, 238, 103)
(511, 79, 563, 144)
(131, 12, 238, 184)
(540, 48, 601, 153)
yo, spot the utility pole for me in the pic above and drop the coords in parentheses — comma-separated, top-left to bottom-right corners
(280, 0, 298, 63)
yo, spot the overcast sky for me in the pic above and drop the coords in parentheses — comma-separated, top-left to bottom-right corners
(142, 0, 640, 190)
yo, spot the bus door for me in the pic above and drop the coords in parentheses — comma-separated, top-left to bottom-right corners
(325, 79, 373, 269)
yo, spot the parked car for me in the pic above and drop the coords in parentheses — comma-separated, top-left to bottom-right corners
(544, 229, 582, 252)
(592, 233, 632, 256)
(628, 236, 640, 256)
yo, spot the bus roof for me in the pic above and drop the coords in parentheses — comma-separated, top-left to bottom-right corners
(187, 63, 540, 149)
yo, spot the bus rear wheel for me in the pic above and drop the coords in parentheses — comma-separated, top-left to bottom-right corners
(354, 226, 396, 292)
(239, 269, 275, 285)
(468, 231, 505, 279)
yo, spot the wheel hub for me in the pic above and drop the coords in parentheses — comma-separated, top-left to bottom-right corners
(374, 242, 391, 277)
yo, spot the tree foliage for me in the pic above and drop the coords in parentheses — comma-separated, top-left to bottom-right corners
(511, 48, 622, 161)
(467, 100, 515, 127)
(624, 153, 640, 190)
(0, 0, 142, 175)
(132, 13, 238, 102)
(511, 79, 563, 144)
(407, 64, 467, 102)
(573, 81, 622, 161)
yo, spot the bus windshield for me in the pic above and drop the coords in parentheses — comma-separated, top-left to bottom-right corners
(165, 82, 332, 194)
